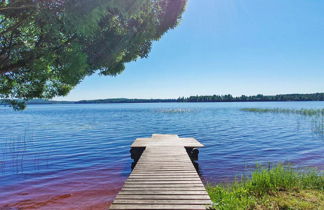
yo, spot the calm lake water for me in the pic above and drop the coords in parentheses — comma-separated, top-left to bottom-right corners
(1, 102, 324, 209)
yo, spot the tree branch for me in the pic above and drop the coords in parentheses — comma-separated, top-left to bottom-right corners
(0, 18, 27, 36)
(0, 5, 37, 11)
(0, 60, 26, 74)
(0, 34, 77, 75)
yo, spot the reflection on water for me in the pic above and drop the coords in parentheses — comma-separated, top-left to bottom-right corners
(1, 102, 324, 209)
(0, 167, 126, 209)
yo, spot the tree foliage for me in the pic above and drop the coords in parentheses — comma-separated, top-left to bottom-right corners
(0, 0, 187, 109)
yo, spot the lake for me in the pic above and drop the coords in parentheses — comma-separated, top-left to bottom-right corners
(1, 102, 323, 209)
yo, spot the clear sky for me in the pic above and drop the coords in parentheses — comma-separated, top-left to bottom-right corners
(56, 0, 324, 101)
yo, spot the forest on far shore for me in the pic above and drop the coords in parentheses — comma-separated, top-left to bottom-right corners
(177, 93, 324, 102)
(7, 92, 324, 105)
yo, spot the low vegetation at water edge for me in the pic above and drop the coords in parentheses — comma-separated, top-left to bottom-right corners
(241, 108, 324, 116)
(207, 164, 324, 210)
(241, 108, 324, 136)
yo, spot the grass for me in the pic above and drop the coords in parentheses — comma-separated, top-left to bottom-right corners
(207, 164, 324, 210)
(241, 108, 324, 117)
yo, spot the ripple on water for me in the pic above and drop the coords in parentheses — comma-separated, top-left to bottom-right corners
(1, 102, 324, 209)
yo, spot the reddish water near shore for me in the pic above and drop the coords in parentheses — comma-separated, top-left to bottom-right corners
(0, 167, 126, 209)
(1, 103, 324, 209)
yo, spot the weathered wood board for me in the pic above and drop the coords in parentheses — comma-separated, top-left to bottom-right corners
(109, 134, 212, 210)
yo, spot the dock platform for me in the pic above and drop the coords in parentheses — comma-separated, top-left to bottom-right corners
(109, 134, 212, 209)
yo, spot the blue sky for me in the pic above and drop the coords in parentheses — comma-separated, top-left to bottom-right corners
(57, 0, 324, 100)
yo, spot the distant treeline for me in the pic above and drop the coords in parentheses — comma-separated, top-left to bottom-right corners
(2, 93, 324, 106)
(76, 98, 177, 104)
(177, 93, 324, 102)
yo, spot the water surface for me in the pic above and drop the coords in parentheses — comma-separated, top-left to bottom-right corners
(1, 102, 323, 209)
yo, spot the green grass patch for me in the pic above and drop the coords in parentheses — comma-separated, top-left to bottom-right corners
(207, 164, 324, 210)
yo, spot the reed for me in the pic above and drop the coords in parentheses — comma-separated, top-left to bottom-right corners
(241, 107, 324, 136)
(241, 108, 324, 117)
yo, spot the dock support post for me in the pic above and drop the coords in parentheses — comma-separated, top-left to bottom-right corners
(130, 147, 144, 169)
(186, 147, 200, 161)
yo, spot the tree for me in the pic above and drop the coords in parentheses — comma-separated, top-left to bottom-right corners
(0, 0, 187, 110)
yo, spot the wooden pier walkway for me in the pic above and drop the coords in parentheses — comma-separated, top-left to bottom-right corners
(109, 134, 212, 209)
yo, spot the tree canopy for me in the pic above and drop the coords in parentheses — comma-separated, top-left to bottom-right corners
(0, 0, 187, 110)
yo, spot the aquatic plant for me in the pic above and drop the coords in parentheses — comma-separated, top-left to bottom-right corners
(241, 108, 324, 117)
(156, 108, 193, 113)
(207, 164, 324, 210)
(241, 108, 324, 136)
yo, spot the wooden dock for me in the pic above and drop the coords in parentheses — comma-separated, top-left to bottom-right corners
(109, 134, 212, 209)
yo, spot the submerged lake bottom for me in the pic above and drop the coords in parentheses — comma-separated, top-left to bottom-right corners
(0, 102, 323, 209)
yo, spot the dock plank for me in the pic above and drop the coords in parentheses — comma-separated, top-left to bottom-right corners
(113, 200, 212, 205)
(118, 191, 208, 195)
(109, 204, 210, 209)
(109, 134, 211, 210)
